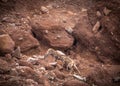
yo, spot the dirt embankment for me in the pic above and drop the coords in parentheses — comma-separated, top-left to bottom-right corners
(0, 0, 120, 86)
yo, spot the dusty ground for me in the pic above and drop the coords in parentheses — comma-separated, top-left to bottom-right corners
(0, 0, 120, 86)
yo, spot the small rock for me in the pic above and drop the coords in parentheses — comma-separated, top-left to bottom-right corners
(92, 21, 101, 33)
(0, 34, 15, 54)
(95, 46, 99, 51)
(56, 35, 61, 39)
(103, 7, 111, 16)
(65, 26, 74, 34)
(18, 37, 23, 41)
(12, 46, 22, 59)
(45, 30, 49, 34)
(96, 11, 102, 17)
(41, 6, 49, 14)
(15, 62, 19, 66)
(5, 54, 12, 61)
(67, 11, 75, 15)
(54, 70, 66, 79)
(81, 8, 87, 12)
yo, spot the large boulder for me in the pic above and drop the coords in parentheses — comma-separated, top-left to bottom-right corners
(0, 34, 15, 54)
(32, 25, 74, 49)
(30, 8, 79, 49)
(5, 27, 40, 52)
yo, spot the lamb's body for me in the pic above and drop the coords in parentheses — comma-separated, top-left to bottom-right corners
(44, 48, 80, 74)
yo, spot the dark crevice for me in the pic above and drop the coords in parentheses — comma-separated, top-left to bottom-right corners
(97, 25, 102, 32)
(31, 29, 37, 38)
(73, 37, 78, 46)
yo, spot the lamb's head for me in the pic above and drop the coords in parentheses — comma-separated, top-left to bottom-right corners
(44, 48, 55, 58)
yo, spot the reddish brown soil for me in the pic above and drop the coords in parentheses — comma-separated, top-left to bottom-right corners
(0, 0, 120, 86)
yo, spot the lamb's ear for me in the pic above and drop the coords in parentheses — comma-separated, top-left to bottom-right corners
(56, 50, 65, 56)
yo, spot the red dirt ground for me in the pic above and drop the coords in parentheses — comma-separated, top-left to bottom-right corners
(0, 0, 120, 86)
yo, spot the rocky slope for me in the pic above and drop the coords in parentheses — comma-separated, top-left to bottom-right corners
(0, 0, 120, 86)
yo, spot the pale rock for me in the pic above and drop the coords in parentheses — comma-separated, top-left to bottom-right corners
(92, 21, 100, 33)
(103, 7, 111, 16)
(0, 34, 15, 54)
(41, 6, 49, 14)
(96, 11, 102, 17)
(65, 26, 73, 34)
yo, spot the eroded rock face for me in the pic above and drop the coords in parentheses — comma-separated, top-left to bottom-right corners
(72, 12, 94, 49)
(86, 66, 113, 86)
(0, 34, 15, 54)
(32, 25, 74, 49)
(73, 11, 120, 61)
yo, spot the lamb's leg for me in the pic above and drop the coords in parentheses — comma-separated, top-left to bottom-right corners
(74, 64, 80, 75)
